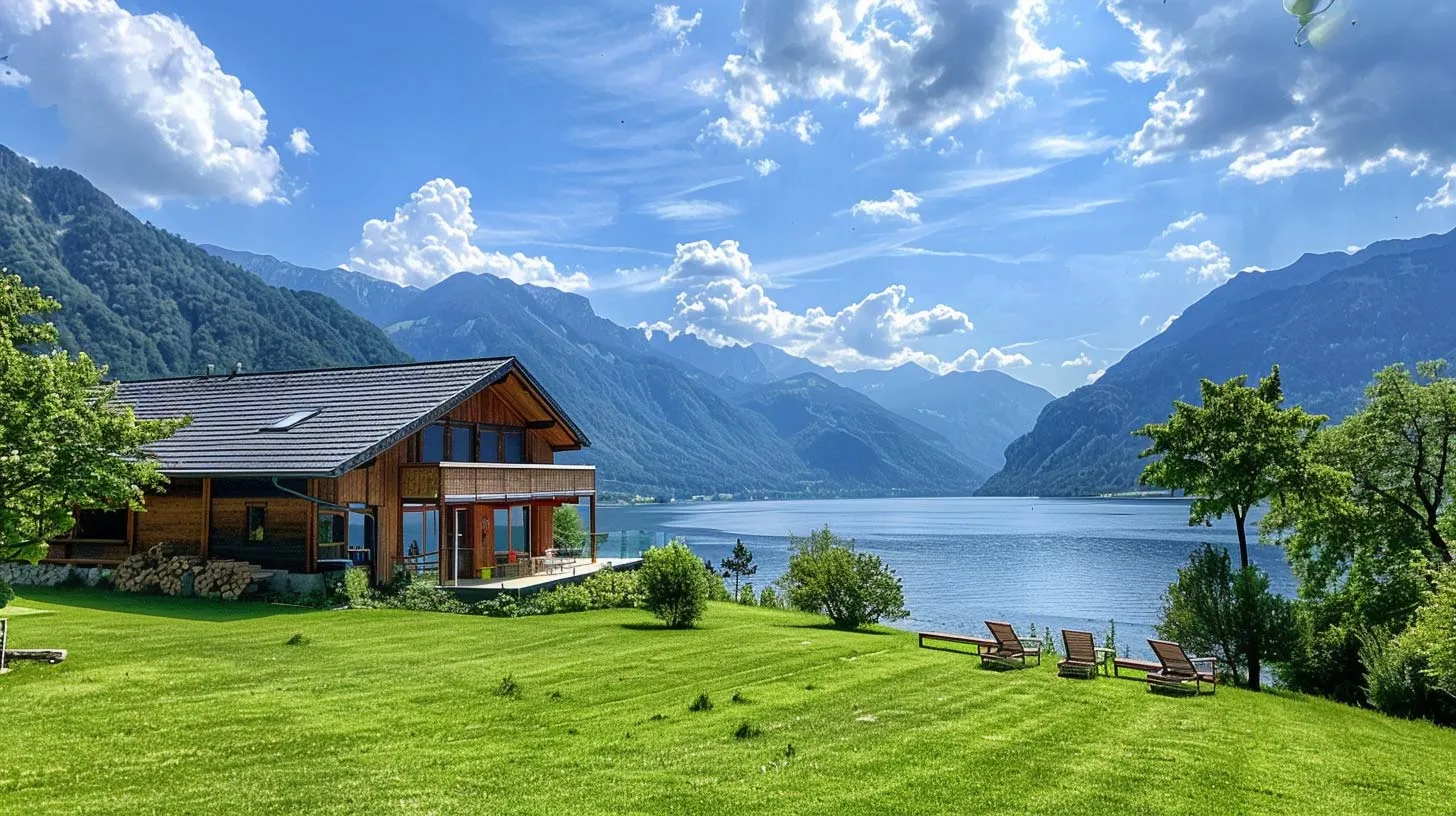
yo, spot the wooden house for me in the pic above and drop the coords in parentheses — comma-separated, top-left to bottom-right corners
(41, 358, 596, 583)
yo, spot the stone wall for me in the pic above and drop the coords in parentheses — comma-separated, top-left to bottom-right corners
(0, 562, 108, 588)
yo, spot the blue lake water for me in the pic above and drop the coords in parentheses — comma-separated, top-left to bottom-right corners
(596, 497, 1293, 659)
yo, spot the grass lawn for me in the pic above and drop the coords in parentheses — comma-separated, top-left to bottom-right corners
(4, 589, 1455, 815)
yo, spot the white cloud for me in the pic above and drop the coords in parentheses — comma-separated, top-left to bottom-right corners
(944, 347, 1033, 373)
(287, 127, 315, 156)
(1139, 315, 1151, 326)
(1106, 0, 1456, 205)
(1157, 314, 1179, 334)
(642, 199, 740, 222)
(0, 0, 284, 206)
(1086, 368, 1106, 384)
(748, 158, 781, 176)
(1167, 240, 1232, 283)
(706, 0, 1084, 148)
(1345, 245, 1362, 254)
(660, 239, 762, 287)
(1060, 352, 1092, 367)
(1160, 212, 1206, 237)
(1027, 134, 1120, 159)
(347, 178, 589, 291)
(851, 189, 922, 224)
(1138, 270, 1160, 280)
(653, 4, 702, 50)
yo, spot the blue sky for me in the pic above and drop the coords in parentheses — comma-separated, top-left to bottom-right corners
(3, 0, 1454, 394)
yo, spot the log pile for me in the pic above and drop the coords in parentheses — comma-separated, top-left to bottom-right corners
(113, 545, 174, 594)
(193, 560, 257, 600)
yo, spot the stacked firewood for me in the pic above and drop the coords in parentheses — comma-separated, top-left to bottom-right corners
(113, 545, 173, 594)
(193, 560, 257, 600)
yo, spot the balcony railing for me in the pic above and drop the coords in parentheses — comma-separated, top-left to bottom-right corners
(400, 462, 595, 502)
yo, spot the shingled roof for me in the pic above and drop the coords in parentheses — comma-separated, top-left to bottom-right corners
(115, 358, 588, 477)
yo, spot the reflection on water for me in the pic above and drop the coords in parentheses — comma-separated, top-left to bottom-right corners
(597, 497, 1293, 659)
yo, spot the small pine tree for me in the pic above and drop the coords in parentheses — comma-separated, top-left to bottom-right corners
(721, 539, 758, 596)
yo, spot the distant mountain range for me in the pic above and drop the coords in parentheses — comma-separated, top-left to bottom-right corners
(0, 146, 407, 380)
(207, 245, 1053, 498)
(980, 228, 1456, 496)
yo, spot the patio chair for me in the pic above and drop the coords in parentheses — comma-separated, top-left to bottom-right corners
(1146, 639, 1218, 695)
(1058, 630, 1099, 678)
(981, 621, 1042, 669)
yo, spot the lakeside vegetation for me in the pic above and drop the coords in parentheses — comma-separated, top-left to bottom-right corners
(6, 590, 1456, 815)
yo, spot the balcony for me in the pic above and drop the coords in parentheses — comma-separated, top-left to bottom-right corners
(399, 462, 595, 503)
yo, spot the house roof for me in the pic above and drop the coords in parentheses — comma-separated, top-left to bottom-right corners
(115, 358, 589, 477)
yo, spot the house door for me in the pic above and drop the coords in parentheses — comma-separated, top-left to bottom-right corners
(445, 506, 473, 583)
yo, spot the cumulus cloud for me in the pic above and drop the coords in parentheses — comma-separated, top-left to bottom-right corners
(347, 178, 589, 291)
(287, 127, 315, 156)
(851, 189, 922, 223)
(944, 347, 1033, 373)
(0, 0, 285, 206)
(653, 4, 702, 50)
(748, 158, 781, 176)
(1060, 352, 1092, 367)
(1107, 0, 1456, 206)
(1160, 211, 1206, 237)
(1158, 314, 1179, 333)
(654, 239, 983, 370)
(1139, 315, 1151, 326)
(1167, 240, 1232, 283)
(1086, 368, 1106, 384)
(706, 0, 1085, 148)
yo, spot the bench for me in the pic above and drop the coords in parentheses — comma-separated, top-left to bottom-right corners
(918, 632, 997, 654)
(1112, 657, 1160, 677)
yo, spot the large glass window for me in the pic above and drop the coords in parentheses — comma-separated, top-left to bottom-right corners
(347, 505, 376, 568)
(420, 424, 446, 463)
(72, 509, 127, 541)
(476, 428, 500, 463)
(401, 505, 440, 573)
(246, 505, 266, 541)
(503, 430, 526, 464)
(448, 424, 475, 462)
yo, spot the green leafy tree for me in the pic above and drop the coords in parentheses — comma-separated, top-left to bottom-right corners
(1157, 544, 1294, 686)
(1134, 366, 1324, 690)
(638, 539, 709, 628)
(1264, 362, 1456, 709)
(0, 272, 186, 571)
(721, 539, 758, 596)
(552, 505, 588, 555)
(777, 526, 908, 629)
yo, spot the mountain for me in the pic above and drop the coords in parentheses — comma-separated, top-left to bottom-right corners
(735, 373, 989, 491)
(872, 370, 1054, 474)
(0, 146, 407, 379)
(981, 229, 1456, 496)
(201, 244, 419, 326)
(210, 245, 1039, 498)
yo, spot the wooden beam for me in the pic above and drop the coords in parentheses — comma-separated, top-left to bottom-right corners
(199, 478, 212, 558)
(589, 495, 597, 564)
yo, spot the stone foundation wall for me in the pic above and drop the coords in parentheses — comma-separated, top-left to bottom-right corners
(0, 562, 108, 588)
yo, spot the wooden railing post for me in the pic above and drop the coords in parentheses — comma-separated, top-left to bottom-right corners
(589, 494, 597, 563)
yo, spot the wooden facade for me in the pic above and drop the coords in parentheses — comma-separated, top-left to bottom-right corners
(44, 369, 596, 583)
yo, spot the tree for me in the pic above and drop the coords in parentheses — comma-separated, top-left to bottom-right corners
(1264, 362, 1456, 709)
(0, 272, 186, 569)
(721, 539, 757, 596)
(1133, 366, 1324, 690)
(777, 526, 908, 629)
(1157, 544, 1294, 686)
(637, 539, 710, 628)
(551, 504, 588, 556)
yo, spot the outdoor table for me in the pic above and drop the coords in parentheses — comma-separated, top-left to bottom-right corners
(1095, 647, 1117, 677)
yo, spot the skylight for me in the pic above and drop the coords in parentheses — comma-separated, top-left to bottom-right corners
(259, 409, 321, 432)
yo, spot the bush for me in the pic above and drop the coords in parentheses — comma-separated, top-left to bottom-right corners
(496, 675, 523, 700)
(531, 584, 592, 615)
(638, 540, 710, 629)
(777, 526, 908, 629)
(340, 567, 376, 608)
(1360, 628, 1456, 725)
(1405, 567, 1456, 698)
(381, 572, 470, 614)
(579, 568, 643, 609)
(758, 585, 784, 609)
(1156, 543, 1294, 688)
(735, 583, 757, 606)
(702, 561, 731, 602)
(689, 693, 713, 712)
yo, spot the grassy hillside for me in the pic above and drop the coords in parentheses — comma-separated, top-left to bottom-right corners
(4, 591, 1454, 815)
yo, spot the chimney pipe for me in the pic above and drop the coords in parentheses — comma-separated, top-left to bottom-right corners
(234, 361, 244, 376)
(205, 364, 215, 377)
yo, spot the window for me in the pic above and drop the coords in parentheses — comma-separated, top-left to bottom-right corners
(503, 430, 526, 464)
(477, 428, 500, 463)
(318, 512, 348, 560)
(401, 505, 440, 573)
(449, 424, 475, 463)
(72, 509, 128, 541)
(259, 409, 320, 432)
(246, 505, 266, 542)
(420, 423, 446, 463)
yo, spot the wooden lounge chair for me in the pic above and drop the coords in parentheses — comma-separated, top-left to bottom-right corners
(1145, 639, 1218, 695)
(981, 621, 1041, 669)
(1058, 630, 1099, 678)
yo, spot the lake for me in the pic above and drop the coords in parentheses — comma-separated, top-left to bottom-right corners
(596, 497, 1295, 658)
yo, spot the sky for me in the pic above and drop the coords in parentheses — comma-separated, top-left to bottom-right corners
(3, 0, 1455, 395)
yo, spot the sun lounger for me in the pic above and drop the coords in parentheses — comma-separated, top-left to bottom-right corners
(1058, 629, 1099, 678)
(1145, 639, 1218, 694)
(981, 621, 1042, 669)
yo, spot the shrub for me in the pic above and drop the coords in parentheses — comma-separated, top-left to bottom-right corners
(758, 585, 784, 609)
(733, 721, 761, 739)
(702, 560, 731, 602)
(777, 526, 908, 629)
(639, 540, 710, 629)
(1405, 567, 1456, 698)
(579, 568, 643, 608)
(381, 572, 470, 614)
(735, 583, 757, 606)
(284, 633, 310, 646)
(340, 567, 376, 608)
(532, 584, 592, 615)
(496, 675, 523, 700)
(689, 693, 714, 712)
